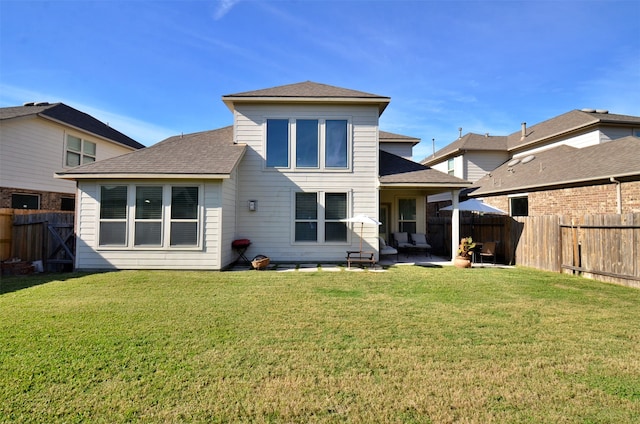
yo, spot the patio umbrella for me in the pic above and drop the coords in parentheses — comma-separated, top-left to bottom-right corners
(342, 214, 381, 252)
(441, 198, 507, 215)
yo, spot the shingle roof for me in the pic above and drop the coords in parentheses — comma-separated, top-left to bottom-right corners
(1, 103, 144, 150)
(222, 81, 390, 114)
(379, 130, 420, 145)
(56, 126, 245, 179)
(507, 109, 640, 151)
(422, 133, 508, 165)
(379, 150, 471, 187)
(470, 136, 640, 196)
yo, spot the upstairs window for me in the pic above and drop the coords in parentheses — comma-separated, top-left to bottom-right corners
(66, 135, 96, 167)
(447, 158, 455, 175)
(266, 119, 289, 168)
(266, 118, 350, 170)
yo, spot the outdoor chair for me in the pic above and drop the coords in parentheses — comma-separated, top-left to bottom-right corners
(410, 233, 432, 257)
(379, 237, 398, 261)
(478, 241, 497, 264)
(391, 232, 413, 252)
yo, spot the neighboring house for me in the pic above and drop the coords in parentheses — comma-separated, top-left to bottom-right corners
(379, 130, 420, 160)
(470, 136, 640, 219)
(56, 81, 470, 270)
(424, 109, 640, 217)
(0, 102, 144, 210)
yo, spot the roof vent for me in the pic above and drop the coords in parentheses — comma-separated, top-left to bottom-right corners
(508, 158, 520, 167)
(521, 154, 535, 164)
(581, 108, 596, 113)
(23, 102, 35, 106)
(595, 109, 609, 114)
(35, 102, 50, 106)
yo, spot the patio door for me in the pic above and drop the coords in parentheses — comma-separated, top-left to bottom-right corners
(379, 203, 390, 242)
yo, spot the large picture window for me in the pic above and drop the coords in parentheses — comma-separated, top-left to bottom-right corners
(294, 191, 348, 243)
(266, 118, 349, 170)
(99, 184, 200, 249)
(66, 135, 96, 167)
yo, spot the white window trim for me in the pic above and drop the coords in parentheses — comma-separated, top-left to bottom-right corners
(97, 183, 203, 251)
(291, 189, 351, 245)
(264, 116, 352, 172)
(65, 133, 96, 168)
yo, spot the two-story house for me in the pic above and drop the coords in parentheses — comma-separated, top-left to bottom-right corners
(56, 81, 470, 270)
(0, 102, 144, 210)
(423, 109, 640, 217)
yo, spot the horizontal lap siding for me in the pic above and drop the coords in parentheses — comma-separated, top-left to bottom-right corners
(1, 119, 135, 194)
(76, 180, 223, 270)
(234, 104, 379, 262)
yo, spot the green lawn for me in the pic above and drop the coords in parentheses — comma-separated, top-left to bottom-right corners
(1, 267, 639, 423)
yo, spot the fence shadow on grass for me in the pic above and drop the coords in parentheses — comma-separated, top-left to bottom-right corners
(0, 272, 95, 295)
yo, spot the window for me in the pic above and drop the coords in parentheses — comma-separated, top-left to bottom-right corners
(325, 193, 347, 241)
(325, 120, 348, 168)
(100, 185, 128, 246)
(296, 120, 319, 167)
(66, 135, 96, 166)
(266, 119, 289, 167)
(98, 184, 200, 249)
(11, 193, 39, 209)
(447, 158, 455, 175)
(510, 196, 529, 217)
(135, 186, 163, 246)
(170, 187, 199, 246)
(294, 191, 348, 243)
(266, 118, 349, 170)
(60, 197, 75, 211)
(398, 198, 417, 234)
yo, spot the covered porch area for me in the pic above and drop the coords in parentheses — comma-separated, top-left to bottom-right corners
(378, 150, 471, 263)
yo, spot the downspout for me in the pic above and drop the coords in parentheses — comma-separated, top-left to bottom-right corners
(610, 177, 622, 214)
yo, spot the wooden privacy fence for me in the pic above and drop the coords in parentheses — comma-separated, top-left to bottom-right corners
(0, 208, 75, 272)
(429, 213, 639, 288)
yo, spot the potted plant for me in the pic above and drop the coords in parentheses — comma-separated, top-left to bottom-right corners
(454, 236, 476, 268)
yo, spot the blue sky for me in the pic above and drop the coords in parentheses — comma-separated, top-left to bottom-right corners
(1, 0, 639, 161)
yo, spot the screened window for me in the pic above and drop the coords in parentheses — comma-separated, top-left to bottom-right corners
(296, 119, 319, 167)
(325, 120, 348, 168)
(266, 119, 289, 168)
(295, 192, 318, 242)
(99, 185, 128, 246)
(11, 193, 39, 209)
(170, 186, 199, 246)
(135, 186, 163, 246)
(398, 198, 417, 234)
(510, 196, 529, 217)
(325, 193, 347, 241)
(66, 135, 96, 167)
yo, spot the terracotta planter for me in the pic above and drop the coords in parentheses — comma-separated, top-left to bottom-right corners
(454, 256, 472, 268)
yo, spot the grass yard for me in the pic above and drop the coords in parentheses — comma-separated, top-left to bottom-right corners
(1, 266, 639, 423)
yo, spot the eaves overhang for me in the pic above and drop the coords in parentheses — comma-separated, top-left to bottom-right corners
(55, 173, 231, 181)
(222, 96, 390, 116)
(470, 171, 639, 197)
